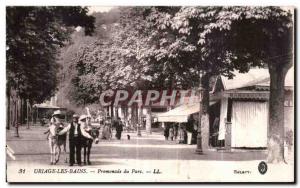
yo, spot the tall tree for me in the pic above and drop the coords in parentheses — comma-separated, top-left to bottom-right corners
(129, 6, 293, 161)
(138, 7, 239, 151)
(6, 6, 95, 104)
(210, 7, 293, 163)
(70, 7, 154, 105)
(141, 6, 293, 162)
(164, 6, 293, 162)
(63, 7, 294, 162)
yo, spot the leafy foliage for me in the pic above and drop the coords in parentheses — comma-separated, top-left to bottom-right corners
(6, 6, 95, 103)
(62, 6, 293, 106)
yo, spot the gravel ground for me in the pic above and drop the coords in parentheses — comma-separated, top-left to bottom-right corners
(6, 126, 293, 182)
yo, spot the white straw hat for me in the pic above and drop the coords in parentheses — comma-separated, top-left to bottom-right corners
(79, 115, 87, 121)
(52, 110, 62, 116)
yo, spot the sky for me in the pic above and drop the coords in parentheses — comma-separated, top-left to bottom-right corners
(88, 6, 114, 14)
(75, 6, 114, 31)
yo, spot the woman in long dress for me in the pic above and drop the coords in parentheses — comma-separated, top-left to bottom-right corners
(178, 124, 186, 144)
(169, 126, 174, 141)
(102, 121, 111, 139)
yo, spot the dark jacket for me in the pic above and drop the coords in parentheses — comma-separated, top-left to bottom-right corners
(116, 121, 123, 132)
(69, 122, 82, 140)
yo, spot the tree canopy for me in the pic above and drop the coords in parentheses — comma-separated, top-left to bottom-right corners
(6, 6, 95, 103)
(62, 6, 293, 163)
(7, 6, 293, 162)
(67, 6, 292, 104)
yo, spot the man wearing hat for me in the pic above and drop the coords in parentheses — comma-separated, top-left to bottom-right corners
(50, 110, 62, 125)
(58, 114, 93, 166)
(44, 110, 63, 138)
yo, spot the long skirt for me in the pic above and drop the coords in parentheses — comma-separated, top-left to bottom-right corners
(102, 126, 111, 139)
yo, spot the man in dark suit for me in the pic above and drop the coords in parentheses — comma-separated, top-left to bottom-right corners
(115, 118, 123, 140)
(59, 114, 93, 166)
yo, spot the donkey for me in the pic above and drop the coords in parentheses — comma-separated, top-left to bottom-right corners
(82, 127, 100, 165)
(45, 123, 68, 165)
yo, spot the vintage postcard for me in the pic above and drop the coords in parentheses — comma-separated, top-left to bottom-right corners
(6, 6, 295, 183)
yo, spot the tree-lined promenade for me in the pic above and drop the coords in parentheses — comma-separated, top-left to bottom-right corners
(8, 126, 294, 182)
(6, 6, 294, 163)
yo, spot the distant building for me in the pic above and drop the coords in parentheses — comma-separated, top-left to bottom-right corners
(157, 68, 294, 149)
(211, 68, 293, 148)
(33, 94, 66, 122)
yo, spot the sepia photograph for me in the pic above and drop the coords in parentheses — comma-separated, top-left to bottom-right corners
(5, 5, 295, 183)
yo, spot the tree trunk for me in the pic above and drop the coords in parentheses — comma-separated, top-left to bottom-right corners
(26, 99, 30, 129)
(146, 107, 152, 134)
(267, 63, 291, 163)
(6, 88, 10, 130)
(136, 105, 142, 136)
(196, 73, 211, 153)
(110, 103, 114, 118)
(106, 106, 109, 117)
(138, 106, 143, 125)
(131, 105, 137, 129)
(121, 106, 128, 120)
(115, 106, 119, 118)
(201, 74, 210, 150)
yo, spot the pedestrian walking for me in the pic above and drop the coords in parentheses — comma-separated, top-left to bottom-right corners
(169, 126, 174, 141)
(187, 115, 196, 145)
(178, 125, 185, 144)
(44, 110, 67, 165)
(50, 110, 62, 125)
(164, 125, 169, 140)
(102, 121, 111, 139)
(115, 118, 123, 140)
(174, 123, 178, 140)
(44, 110, 64, 139)
(125, 119, 131, 132)
(58, 114, 93, 166)
(183, 129, 188, 144)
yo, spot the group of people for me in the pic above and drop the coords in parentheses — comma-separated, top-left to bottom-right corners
(164, 124, 192, 144)
(50, 112, 128, 166)
(163, 116, 225, 147)
(164, 124, 178, 141)
(58, 114, 95, 166)
(101, 117, 124, 140)
(163, 116, 198, 145)
(45, 110, 97, 166)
